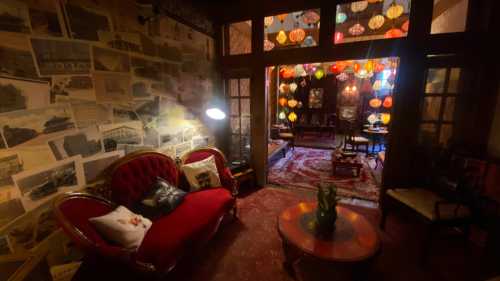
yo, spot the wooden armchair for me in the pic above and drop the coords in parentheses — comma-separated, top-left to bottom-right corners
(343, 121, 369, 154)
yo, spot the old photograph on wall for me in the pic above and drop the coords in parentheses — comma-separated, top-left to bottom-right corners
(64, 3, 112, 41)
(112, 105, 140, 124)
(0, 36, 39, 80)
(51, 75, 95, 102)
(30, 37, 91, 76)
(134, 97, 159, 126)
(98, 31, 142, 53)
(0, 153, 23, 189)
(0, 198, 25, 229)
(81, 150, 123, 184)
(92, 46, 130, 73)
(13, 156, 83, 211)
(0, 0, 31, 34)
(47, 126, 103, 161)
(174, 141, 191, 158)
(131, 56, 162, 81)
(0, 234, 13, 255)
(93, 72, 132, 104)
(0, 103, 76, 148)
(27, 0, 65, 37)
(70, 101, 112, 129)
(99, 121, 143, 152)
(0, 77, 50, 114)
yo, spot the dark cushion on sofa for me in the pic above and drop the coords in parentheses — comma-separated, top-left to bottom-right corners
(133, 177, 187, 219)
(136, 188, 233, 270)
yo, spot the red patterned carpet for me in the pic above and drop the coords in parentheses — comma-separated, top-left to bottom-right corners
(268, 147, 380, 202)
(74, 187, 488, 281)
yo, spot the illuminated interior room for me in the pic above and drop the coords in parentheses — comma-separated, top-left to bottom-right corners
(0, 0, 499, 281)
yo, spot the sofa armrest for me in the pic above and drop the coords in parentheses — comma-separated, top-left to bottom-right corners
(220, 167, 237, 196)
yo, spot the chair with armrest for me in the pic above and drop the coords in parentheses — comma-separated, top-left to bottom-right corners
(343, 121, 369, 154)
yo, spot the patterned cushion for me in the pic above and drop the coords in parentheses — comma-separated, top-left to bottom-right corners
(181, 155, 221, 191)
(387, 188, 470, 221)
(136, 177, 187, 218)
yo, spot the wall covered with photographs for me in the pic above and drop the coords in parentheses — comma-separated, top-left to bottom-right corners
(0, 0, 217, 279)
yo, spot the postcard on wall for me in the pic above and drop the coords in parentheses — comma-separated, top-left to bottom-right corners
(30, 37, 91, 76)
(0, 103, 76, 148)
(13, 156, 84, 211)
(0, 36, 39, 80)
(0, 77, 50, 114)
(0, 0, 31, 34)
(47, 126, 103, 161)
(93, 72, 132, 104)
(139, 33, 156, 57)
(131, 56, 162, 81)
(51, 75, 96, 102)
(81, 150, 123, 184)
(0, 234, 13, 255)
(99, 121, 144, 152)
(70, 101, 112, 129)
(98, 31, 142, 53)
(155, 38, 183, 62)
(131, 78, 153, 100)
(92, 46, 131, 73)
(0, 198, 25, 229)
(143, 128, 160, 148)
(112, 105, 140, 124)
(27, 0, 65, 37)
(116, 144, 154, 155)
(0, 153, 24, 189)
(134, 97, 159, 126)
(64, 3, 112, 41)
(175, 141, 191, 158)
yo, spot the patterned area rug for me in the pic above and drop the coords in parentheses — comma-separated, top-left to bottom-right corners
(268, 147, 379, 202)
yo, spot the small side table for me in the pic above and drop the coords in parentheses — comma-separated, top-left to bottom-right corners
(231, 168, 255, 196)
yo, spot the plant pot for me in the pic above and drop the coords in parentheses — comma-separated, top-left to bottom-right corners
(316, 209, 337, 233)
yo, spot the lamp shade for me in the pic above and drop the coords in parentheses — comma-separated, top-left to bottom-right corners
(386, 3, 404, 19)
(276, 30, 288, 45)
(369, 98, 382, 108)
(288, 112, 298, 122)
(279, 97, 288, 107)
(206, 108, 226, 120)
(383, 96, 393, 108)
(349, 23, 365, 36)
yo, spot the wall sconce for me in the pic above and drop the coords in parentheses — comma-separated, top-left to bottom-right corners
(205, 99, 226, 120)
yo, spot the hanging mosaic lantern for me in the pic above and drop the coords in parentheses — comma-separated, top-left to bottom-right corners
(289, 82, 298, 93)
(365, 60, 374, 72)
(276, 30, 288, 45)
(374, 62, 385, 73)
(368, 15, 385, 30)
(294, 64, 307, 77)
(279, 83, 289, 94)
(383, 96, 393, 108)
(288, 112, 298, 122)
(276, 14, 288, 23)
(314, 68, 325, 80)
(367, 113, 379, 125)
(279, 97, 288, 107)
(381, 113, 391, 125)
(301, 35, 316, 47)
(288, 99, 298, 108)
(302, 10, 320, 25)
(355, 69, 373, 79)
(289, 28, 306, 43)
(385, 28, 404, 39)
(283, 68, 295, 79)
(402, 20, 410, 33)
(336, 12, 347, 24)
(349, 23, 365, 36)
(372, 80, 382, 91)
(369, 98, 382, 108)
(264, 16, 274, 28)
(333, 32, 344, 44)
(353, 63, 361, 73)
(264, 39, 275, 51)
(351, 1, 368, 13)
(278, 111, 287, 120)
(386, 3, 404, 20)
(336, 72, 349, 82)
(330, 63, 341, 75)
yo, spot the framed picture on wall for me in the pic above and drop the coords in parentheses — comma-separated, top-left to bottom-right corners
(309, 88, 323, 109)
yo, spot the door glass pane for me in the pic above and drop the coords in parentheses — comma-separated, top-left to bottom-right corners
(239, 78, 250, 96)
(419, 123, 438, 144)
(230, 99, 239, 116)
(229, 79, 239, 97)
(240, 98, 250, 116)
(442, 97, 456, 122)
(241, 117, 251, 135)
(228, 21, 252, 55)
(439, 124, 453, 145)
(422, 97, 442, 121)
(431, 0, 468, 34)
(447, 68, 461, 93)
(425, 68, 447, 94)
(230, 117, 240, 134)
(230, 135, 241, 159)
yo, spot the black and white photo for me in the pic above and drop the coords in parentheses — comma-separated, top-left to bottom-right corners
(99, 121, 143, 152)
(64, 3, 112, 41)
(47, 126, 103, 160)
(0, 235, 13, 255)
(0, 198, 25, 229)
(93, 72, 132, 104)
(0, 77, 50, 114)
(112, 105, 140, 123)
(0, 0, 31, 34)
(0, 42, 39, 80)
(92, 46, 130, 73)
(98, 31, 142, 53)
(70, 101, 112, 129)
(0, 153, 23, 188)
(51, 75, 95, 102)
(131, 56, 162, 81)
(28, 0, 65, 37)
(81, 151, 123, 184)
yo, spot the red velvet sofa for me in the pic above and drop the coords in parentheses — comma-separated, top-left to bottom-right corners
(53, 148, 236, 273)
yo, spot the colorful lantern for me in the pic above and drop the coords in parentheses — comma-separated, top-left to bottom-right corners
(279, 97, 288, 107)
(351, 1, 368, 13)
(330, 63, 341, 75)
(386, 3, 404, 20)
(276, 14, 288, 23)
(333, 32, 344, 44)
(381, 113, 391, 124)
(276, 30, 288, 45)
(301, 35, 316, 47)
(383, 96, 393, 108)
(289, 82, 298, 93)
(279, 83, 289, 94)
(349, 23, 365, 36)
(385, 28, 404, 39)
(294, 64, 307, 77)
(264, 16, 274, 28)
(353, 63, 361, 73)
(402, 20, 410, 33)
(289, 28, 306, 43)
(264, 39, 275, 51)
(364, 60, 374, 72)
(372, 80, 382, 91)
(278, 111, 287, 120)
(369, 98, 382, 108)
(314, 68, 325, 80)
(336, 72, 349, 82)
(288, 99, 298, 108)
(302, 10, 320, 25)
(281, 68, 295, 79)
(367, 113, 378, 125)
(355, 69, 373, 79)
(336, 12, 347, 24)
(368, 15, 385, 30)
(374, 62, 385, 73)
(288, 112, 298, 122)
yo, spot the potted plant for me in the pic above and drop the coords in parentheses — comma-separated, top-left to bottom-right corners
(316, 182, 339, 233)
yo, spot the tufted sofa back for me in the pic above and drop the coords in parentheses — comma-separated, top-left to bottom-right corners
(109, 152, 178, 207)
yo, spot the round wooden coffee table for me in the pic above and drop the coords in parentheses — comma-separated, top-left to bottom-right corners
(278, 202, 380, 280)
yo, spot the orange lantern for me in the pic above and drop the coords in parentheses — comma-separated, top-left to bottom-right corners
(402, 20, 410, 33)
(288, 99, 298, 108)
(330, 63, 341, 75)
(369, 98, 382, 108)
(353, 63, 361, 73)
(289, 28, 306, 43)
(381, 113, 391, 125)
(368, 0, 382, 3)
(383, 96, 393, 108)
(364, 60, 374, 72)
(279, 97, 288, 107)
(384, 28, 404, 39)
(336, 61, 347, 72)
(276, 13, 288, 23)
(374, 62, 385, 73)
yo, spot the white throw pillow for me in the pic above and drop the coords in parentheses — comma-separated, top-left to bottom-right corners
(181, 155, 221, 191)
(89, 206, 152, 250)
